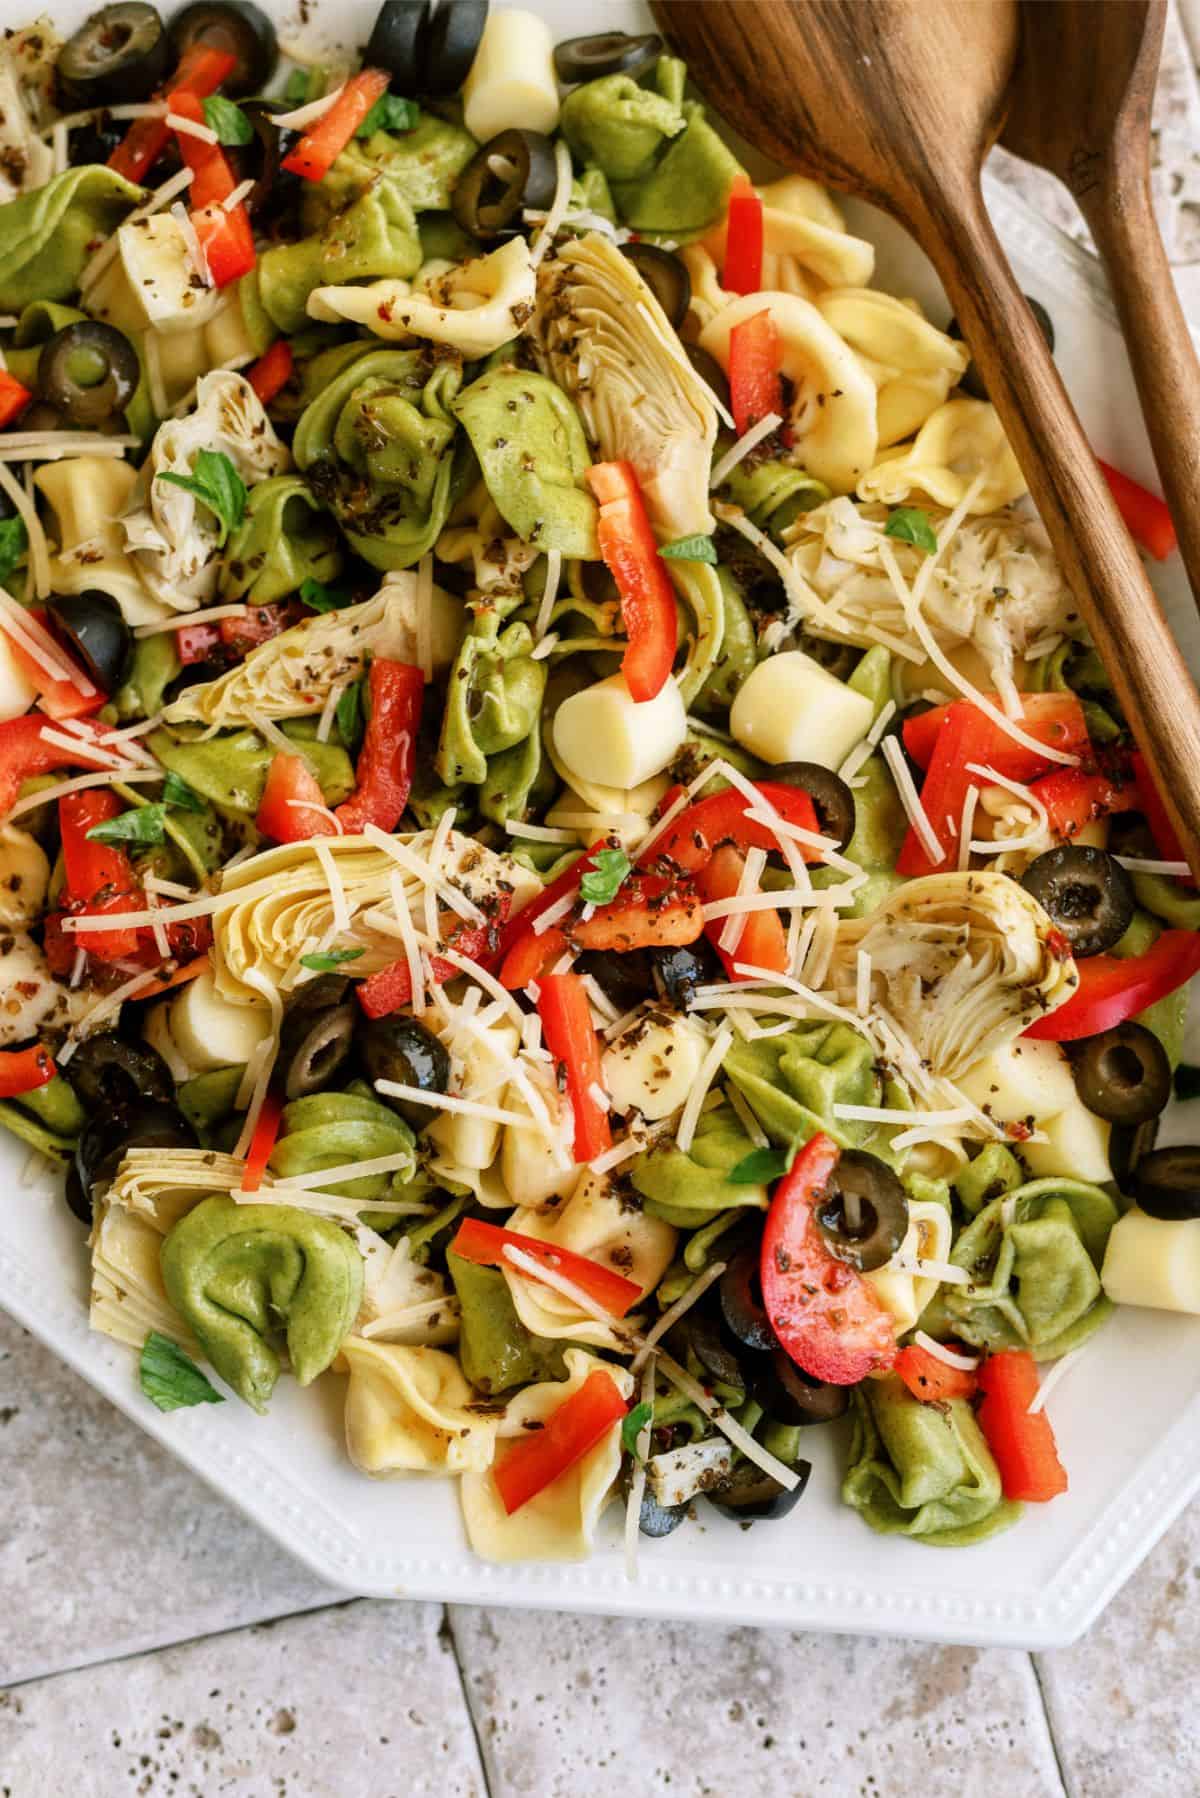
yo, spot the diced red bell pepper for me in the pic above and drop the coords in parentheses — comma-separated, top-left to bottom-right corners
(722, 174, 763, 296)
(108, 43, 237, 184)
(218, 601, 299, 658)
(281, 68, 391, 183)
(760, 1131, 898, 1386)
(537, 973, 612, 1163)
(246, 340, 293, 407)
(0, 715, 106, 816)
(193, 199, 256, 288)
(176, 621, 222, 665)
(1025, 929, 1200, 1041)
(168, 90, 255, 288)
(0, 370, 32, 431)
(7, 613, 102, 721)
(1098, 459, 1177, 562)
(728, 308, 782, 437)
(498, 924, 568, 992)
(647, 780, 821, 875)
(697, 843, 788, 978)
(490, 841, 608, 975)
(1028, 765, 1136, 842)
(356, 909, 510, 1018)
(0, 1042, 56, 1100)
(240, 1089, 284, 1194)
(450, 1217, 642, 1316)
(586, 461, 678, 703)
(58, 789, 143, 962)
(256, 751, 336, 843)
(1131, 750, 1188, 867)
(902, 692, 1089, 774)
(335, 658, 423, 835)
(123, 954, 211, 1002)
(492, 1368, 629, 1516)
(570, 872, 704, 952)
(977, 1349, 1068, 1502)
(894, 1341, 977, 1403)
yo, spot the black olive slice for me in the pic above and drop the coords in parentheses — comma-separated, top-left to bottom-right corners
(45, 590, 134, 695)
(652, 938, 720, 1011)
(794, 627, 861, 682)
(620, 244, 691, 330)
(1135, 1145, 1200, 1220)
(685, 343, 731, 416)
(754, 1344, 850, 1426)
(814, 1150, 908, 1272)
(422, 0, 487, 95)
(553, 30, 662, 84)
(1072, 1022, 1171, 1126)
(1110, 1115, 1159, 1186)
(720, 1245, 776, 1352)
(64, 1160, 93, 1225)
(574, 948, 653, 1014)
(69, 116, 127, 167)
(60, 3, 169, 104)
(285, 973, 352, 1014)
(365, 0, 430, 87)
(279, 1003, 357, 1100)
(451, 128, 557, 238)
(950, 295, 1054, 401)
(769, 761, 857, 853)
(76, 1099, 199, 1201)
(38, 321, 140, 429)
(361, 1014, 451, 1123)
(167, 0, 277, 95)
(706, 1455, 811, 1522)
(63, 1032, 174, 1112)
(229, 97, 284, 218)
(1021, 845, 1134, 957)
(678, 1308, 744, 1391)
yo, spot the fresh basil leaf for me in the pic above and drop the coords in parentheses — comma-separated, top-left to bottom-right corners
(883, 506, 938, 555)
(0, 514, 27, 584)
(580, 847, 632, 907)
(202, 95, 253, 145)
(86, 803, 167, 846)
(140, 1331, 225, 1412)
(728, 1146, 791, 1186)
(299, 576, 353, 613)
(300, 947, 367, 971)
(284, 69, 310, 103)
(335, 679, 364, 753)
(659, 533, 718, 565)
(157, 450, 248, 547)
(356, 92, 419, 137)
(162, 771, 207, 813)
(621, 1400, 653, 1460)
(1175, 1063, 1200, 1101)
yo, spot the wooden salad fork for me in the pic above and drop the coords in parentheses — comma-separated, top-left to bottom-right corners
(1001, 0, 1200, 607)
(652, 0, 1200, 878)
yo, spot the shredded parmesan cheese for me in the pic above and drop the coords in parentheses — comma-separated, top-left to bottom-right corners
(530, 139, 575, 270)
(709, 411, 784, 490)
(631, 1261, 727, 1374)
(535, 547, 562, 641)
(912, 1331, 981, 1371)
(675, 1025, 732, 1154)
(881, 733, 945, 865)
(1028, 1343, 1088, 1414)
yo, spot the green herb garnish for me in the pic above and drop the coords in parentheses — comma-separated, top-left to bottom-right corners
(621, 1400, 653, 1460)
(659, 533, 718, 565)
(86, 803, 167, 846)
(299, 576, 354, 613)
(883, 507, 938, 555)
(728, 1146, 792, 1186)
(356, 93, 418, 137)
(157, 450, 248, 547)
(140, 1331, 225, 1413)
(580, 848, 632, 907)
(0, 514, 28, 585)
(335, 679, 364, 753)
(202, 96, 253, 145)
(162, 771, 207, 813)
(300, 947, 367, 972)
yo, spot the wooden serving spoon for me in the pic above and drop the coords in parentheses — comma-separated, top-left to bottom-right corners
(1001, 0, 1200, 604)
(653, 0, 1200, 877)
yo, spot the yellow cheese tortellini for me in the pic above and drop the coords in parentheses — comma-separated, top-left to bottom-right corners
(864, 1198, 955, 1335)
(814, 288, 969, 448)
(857, 397, 1026, 514)
(35, 456, 165, 628)
(309, 235, 536, 359)
(342, 1338, 497, 1475)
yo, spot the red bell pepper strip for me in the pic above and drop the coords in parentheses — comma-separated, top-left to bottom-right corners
(1131, 750, 1188, 867)
(1025, 929, 1200, 1041)
(537, 973, 612, 1163)
(894, 1342, 977, 1404)
(697, 843, 788, 978)
(0, 1042, 56, 1100)
(493, 1369, 629, 1516)
(240, 1090, 284, 1194)
(586, 461, 678, 703)
(722, 174, 763, 295)
(6, 614, 103, 721)
(489, 841, 608, 974)
(499, 924, 568, 992)
(1098, 459, 1177, 561)
(0, 370, 32, 431)
(59, 789, 143, 962)
(246, 340, 293, 407)
(335, 658, 423, 834)
(282, 68, 391, 183)
(108, 43, 237, 184)
(176, 621, 222, 665)
(647, 780, 822, 875)
(1028, 765, 1136, 842)
(356, 909, 510, 1018)
(168, 90, 256, 288)
(570, 873, 704, 952)
(977, 1350, 1068, 1501)
(728, 308, 782, 437)
(124, 954, 212, 1002)
(761, 1131, 897, 1385)
(902, 691, 1089, 774)
(0, 715, 111, 817)
(256, 752, 336, 843)
(450, 1217, 642, 1316)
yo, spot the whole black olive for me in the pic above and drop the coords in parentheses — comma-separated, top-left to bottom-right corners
(421, 0, 487, 95)
(574, 947, 654, 1015)
(620, 244, 692, 331)
(638, 1488, 688, 1538)
(1072, 1022, 1171, 1126)
(553, 30, 662, 84)
(365, 0, 431, 88)
(685, 344, 731, 416)
(815, 1149, 908, 1272)
(63, 1160, 93, 1226)
(1110, 1115, 1160, 1185)
(754, 1343, 849, 1425)
(76, 1098, 198, 1201)
(45, 591, 134, 695)
(69, 115, 127, 167)
(652, 938, 720, 1010)
(279, 1002, 357, 1100)
(769, 761, 857, 854)
(451, 128, 558, 239)
(720, 1245, 776, 1352)
(706, 1455, 811, 1522)
(1134, 1145, 1200, 1220)
(167, 0, 277, 95)
(1021, 845, 1134, 957)
(229, 98, 286, 220)
(63, 1032, 174, 1112)
(950, 295, 1054, 401)
(675, 1307, 745, 1391)
(38, 321, 141, 428)
(361, 1014, 451, 1123)
(59, 3, 169, 105)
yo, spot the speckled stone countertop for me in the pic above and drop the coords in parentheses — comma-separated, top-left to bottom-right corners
(7, 9, 1200, 1797)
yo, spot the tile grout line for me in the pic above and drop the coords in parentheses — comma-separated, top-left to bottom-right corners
(1028, 1651, 1076, 1798)
(440, 1607, 496, 1798)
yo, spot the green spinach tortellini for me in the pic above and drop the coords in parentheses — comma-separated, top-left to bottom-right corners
(149, 722, 355, 818)
(436, 610, 546, 787)
(843, 1374, 1020, 1546)
(631, 1101, 768, 1224)
(255, 188, 424, 335)
(452, 366, 599, 559)
(448, 1250, 568, 1397)
(160, 1196, 364, 1412)
(919, 1176, 1118, 1359)
(268, 1091, 418, 1204)
(222, 475, 343, 607)
(294, 345, 463, 571)
(302, 115, 477, 232)
(0, 166, 144, 309)
(559, 72, 687, 181)
(723, 1021, 881, 1149)
(693, 567, 759, 717)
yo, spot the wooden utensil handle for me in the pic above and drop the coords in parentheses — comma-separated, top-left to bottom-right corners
(911, 177, 1200, 877)
(1075, 169, 1200, 606)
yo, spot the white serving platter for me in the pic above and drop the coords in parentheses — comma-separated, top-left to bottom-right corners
(5, 0, 1200, 1650)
